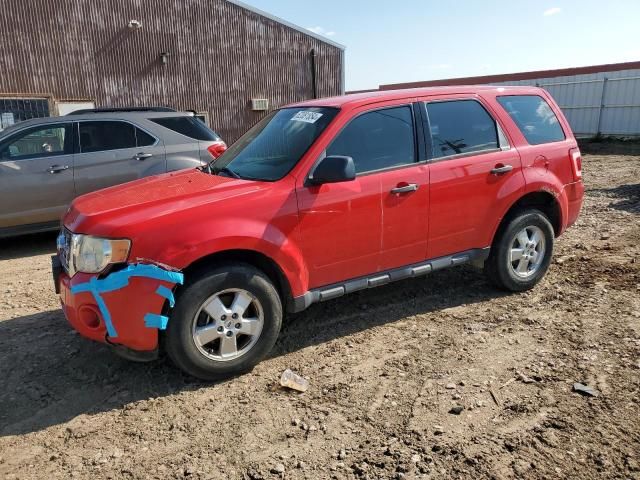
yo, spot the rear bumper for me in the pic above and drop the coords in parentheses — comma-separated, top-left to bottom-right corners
(563, 180, 584, 230)
(54, 259, 182, 352)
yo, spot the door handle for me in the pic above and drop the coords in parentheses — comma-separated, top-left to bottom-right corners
(48, 165, 69, 174)
(134, 152, 153, 161)
(390, 183, 418, 194)
(490, 164, 513, 175)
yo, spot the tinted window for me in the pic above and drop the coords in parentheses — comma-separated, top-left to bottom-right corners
(151, 116, 220, 141)
(211, 107, 338, 181)
(79, 121, 136, 153)
(326, 106, 415, 173)
(0, 124, 72, 161)
(497, 95, 565, 145)
(135, 128, 156, 147)
(426, 100, 498, 158)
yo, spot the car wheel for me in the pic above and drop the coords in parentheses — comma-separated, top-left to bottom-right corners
(165, 263, 282, 380)
(484, 209, 554, 292)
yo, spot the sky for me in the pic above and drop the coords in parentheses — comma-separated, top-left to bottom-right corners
(240, 0, 640, 91)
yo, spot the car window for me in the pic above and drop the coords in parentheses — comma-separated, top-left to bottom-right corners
(135, 128, 156, 147)
(150, 116, 221, 141)
(326, 106, 415, 174)
(426, 100, 499, 159)
(79, 121, 136, 153)
(211, 107, 339, 181)
(497, 95, 565, 145)
(0, 123, 72, 161)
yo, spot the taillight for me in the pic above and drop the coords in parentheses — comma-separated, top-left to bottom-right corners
(569, 147, 582, 181)
(207, 141, 227, 159)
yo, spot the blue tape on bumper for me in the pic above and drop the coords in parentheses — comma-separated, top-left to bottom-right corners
(144, 313, 169, 330)
(70, 264, 184, 338)
(155, 285, 176, 307)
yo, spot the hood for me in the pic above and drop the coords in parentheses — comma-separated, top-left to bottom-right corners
(64, 168, 268, 235)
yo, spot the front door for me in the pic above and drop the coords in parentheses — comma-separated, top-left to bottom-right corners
(74, 120, 165, 196)
(297, 103, 427, 288)
(422, 96, 524, 259)
(0, 122, 75, 229)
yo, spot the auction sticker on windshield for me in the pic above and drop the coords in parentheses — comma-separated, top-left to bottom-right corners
(291, 111, 323, 123)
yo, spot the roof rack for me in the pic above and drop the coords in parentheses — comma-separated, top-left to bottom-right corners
(67, 107, 177, 115)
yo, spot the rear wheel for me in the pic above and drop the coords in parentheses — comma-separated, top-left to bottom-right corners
(484, 209, 554, 292)
(165, 264, 282, 380)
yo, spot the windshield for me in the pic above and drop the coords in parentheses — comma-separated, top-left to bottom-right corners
(210, 107, 339, 181)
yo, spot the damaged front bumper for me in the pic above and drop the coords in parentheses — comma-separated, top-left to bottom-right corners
(53, 256, 183, 354)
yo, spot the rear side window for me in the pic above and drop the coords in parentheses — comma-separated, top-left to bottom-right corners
(497, 95, 565, 145)
(0, 123, 73, 160)
(135, 128, 156, 147)
(327, 105, 416, 174)
(79, 121, 136, 153)
(426, 100, 498, 159)
(150, 116, 220, 141)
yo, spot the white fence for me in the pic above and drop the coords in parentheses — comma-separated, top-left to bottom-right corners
(493, 68, 640, 137)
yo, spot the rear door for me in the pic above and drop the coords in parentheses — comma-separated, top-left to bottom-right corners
(422, 96, 524, 259)
(74, 120, 165, 196)
(0, 122, 75, 229)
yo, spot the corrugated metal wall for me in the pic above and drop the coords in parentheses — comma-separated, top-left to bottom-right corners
(491, 69, 640, 137)
(0, 0, 344, 142)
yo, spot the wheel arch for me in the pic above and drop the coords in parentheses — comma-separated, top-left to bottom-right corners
(176, 249, 293, 310)
(493, 190, 563, 245)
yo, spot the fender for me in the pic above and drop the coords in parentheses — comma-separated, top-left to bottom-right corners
(129, 218, 309, 297)
(488, 168, 568, 242)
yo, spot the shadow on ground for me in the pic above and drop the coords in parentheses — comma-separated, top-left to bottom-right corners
(0, 231, 57, 261)
(590, 183, 640, 214)
(0, 264, 507, 437)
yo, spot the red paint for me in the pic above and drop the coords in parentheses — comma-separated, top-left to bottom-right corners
(59, 272, 173, 351)
(207, 141, 228, 159)
(57, 85, 584, 353)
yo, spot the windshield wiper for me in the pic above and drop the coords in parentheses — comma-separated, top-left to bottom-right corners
(216, 166, 241, 179)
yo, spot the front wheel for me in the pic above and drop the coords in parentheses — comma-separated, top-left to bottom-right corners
(484, 209, 554, 292)
(165, 264, 282, 380)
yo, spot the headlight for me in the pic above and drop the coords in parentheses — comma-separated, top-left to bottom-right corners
(70, 234, 131, 275)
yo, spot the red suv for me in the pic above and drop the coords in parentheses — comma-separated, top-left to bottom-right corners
(53, 86, 584, 380)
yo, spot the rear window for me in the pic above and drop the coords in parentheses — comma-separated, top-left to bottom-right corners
(150, 116, 220, 141)
(497, 95, 565, 145)
(426, 100, 499, 158)
(79, 121, 136, 153)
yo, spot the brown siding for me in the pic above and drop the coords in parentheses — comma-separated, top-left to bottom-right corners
(0, 0, 343, 141)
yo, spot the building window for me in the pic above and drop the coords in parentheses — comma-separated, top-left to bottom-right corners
(0, 98, 50, 131)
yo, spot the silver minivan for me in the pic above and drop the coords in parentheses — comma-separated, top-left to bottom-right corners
(0, 108, 226, 237)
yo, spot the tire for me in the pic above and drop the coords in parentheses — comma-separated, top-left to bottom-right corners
(165, 263, 282, 381)
(484, 209, 554, 292)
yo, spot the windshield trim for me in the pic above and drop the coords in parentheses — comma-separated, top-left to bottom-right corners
(209, 106, 340, 182)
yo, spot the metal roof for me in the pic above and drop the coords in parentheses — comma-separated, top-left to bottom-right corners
(378, 60, 640, 90)
(225, 0, 346, 50)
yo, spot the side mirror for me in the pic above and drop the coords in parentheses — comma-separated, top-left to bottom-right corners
(308, 155, 355, 185)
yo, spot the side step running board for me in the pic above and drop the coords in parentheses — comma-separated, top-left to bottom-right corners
(290, 247, 490, 312)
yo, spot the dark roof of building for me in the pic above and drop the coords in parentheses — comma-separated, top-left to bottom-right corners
(347, 60, 640, 93)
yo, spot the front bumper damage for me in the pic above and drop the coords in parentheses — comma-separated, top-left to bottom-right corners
(53, 257, 184, 355)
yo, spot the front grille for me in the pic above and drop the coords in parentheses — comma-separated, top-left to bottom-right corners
(56, 228, 72, 273)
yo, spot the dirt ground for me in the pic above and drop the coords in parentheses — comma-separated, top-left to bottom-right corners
(1, 143, 639, 480)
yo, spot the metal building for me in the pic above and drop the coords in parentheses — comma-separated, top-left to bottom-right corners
(0, 0, 345, 141)
(366, 61, 640, 137)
